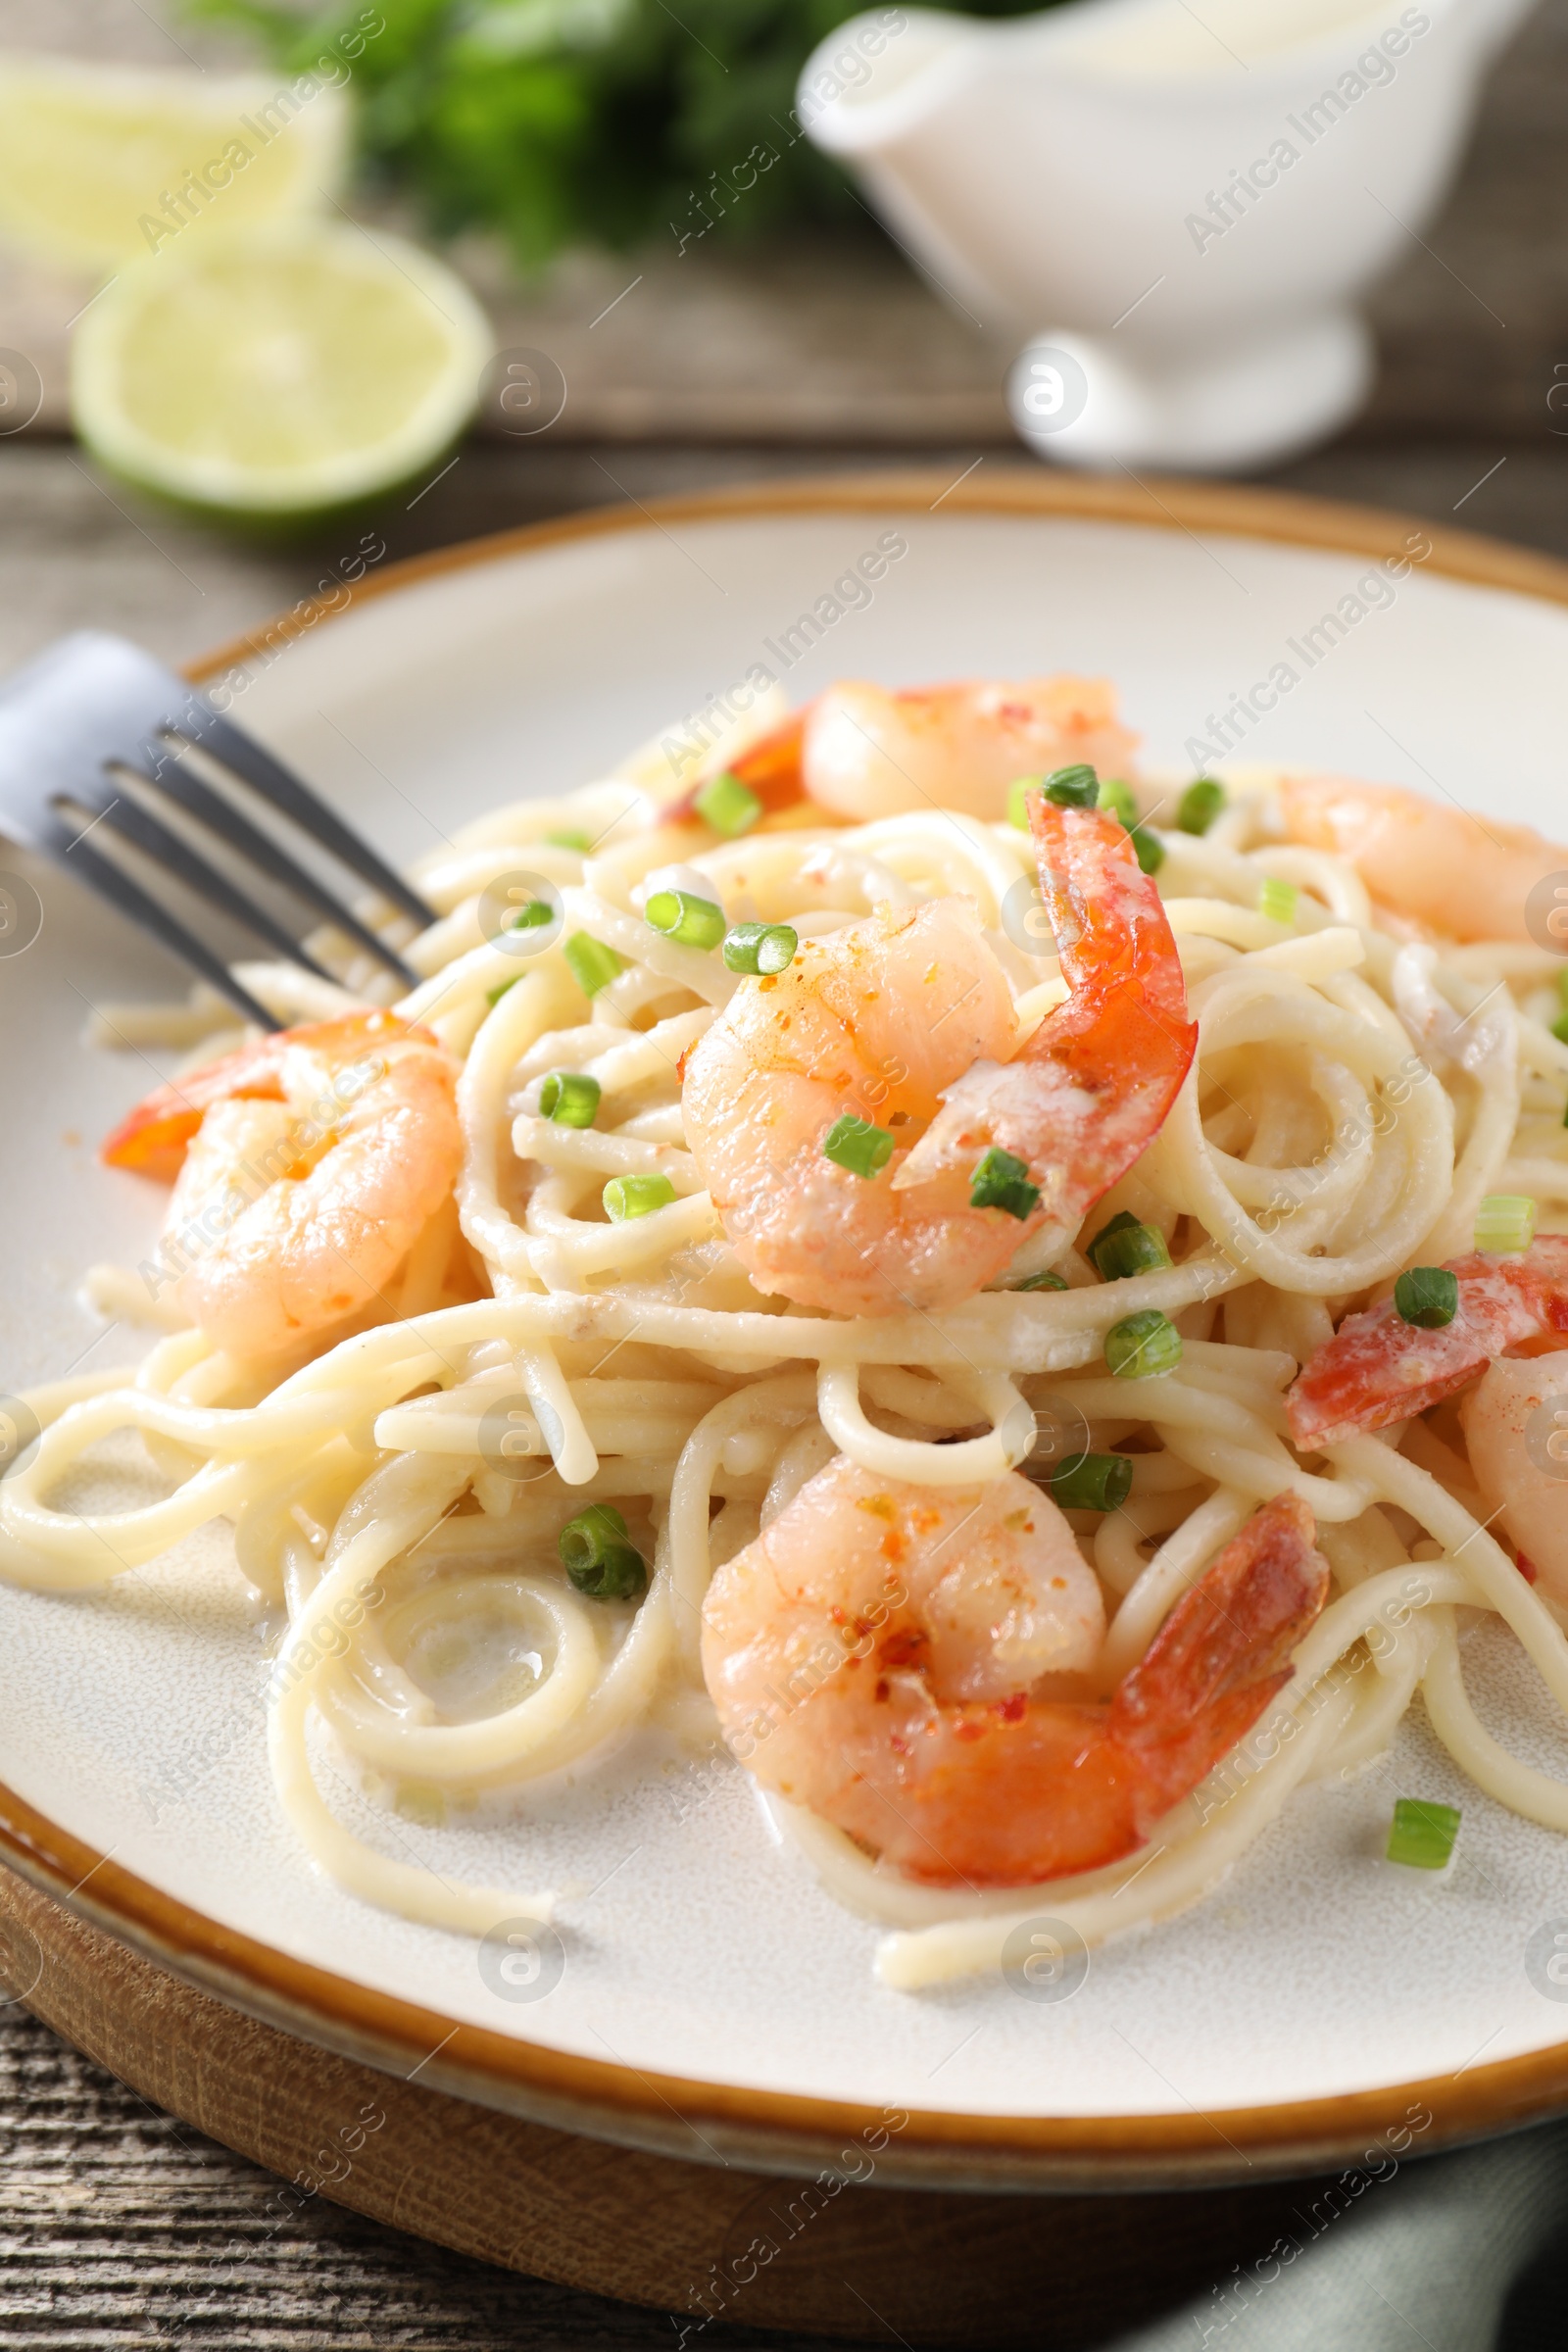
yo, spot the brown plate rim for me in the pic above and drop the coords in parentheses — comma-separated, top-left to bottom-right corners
(8, 464, 1568, 2189)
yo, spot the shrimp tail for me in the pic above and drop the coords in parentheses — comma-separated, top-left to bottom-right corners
(1016, 798, 1198, 1219)
(887, 803, 1197, 1257)
(1286, 1238, 1568, 1450)
(1111, 1493, 1329, 1821)
(1027, 796, 1195, 1076)
(101, 1036, 292, 1181)
(100, 1011, 426, 1184)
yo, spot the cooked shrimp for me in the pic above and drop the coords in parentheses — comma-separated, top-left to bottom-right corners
(1286, 1237, 1568, 1451)
(801, 676, 1140, 822)
(681, 801, 1197, 1317)
(702, 1467, 1329, 1886)
(1275, 772, 1568, 944)
(1459, 1356, 1568, 1604)
(103, 1011, 463, 1361)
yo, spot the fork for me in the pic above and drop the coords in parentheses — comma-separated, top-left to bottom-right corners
(0, 630, 435, 1030)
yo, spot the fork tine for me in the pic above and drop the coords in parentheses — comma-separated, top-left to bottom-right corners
(136, 753, 419, 985)
(67, 833, 283, 1030)
(85, 789, 341, 985)
(174, 703, 437, 929)
(0, 632, 439, 1018)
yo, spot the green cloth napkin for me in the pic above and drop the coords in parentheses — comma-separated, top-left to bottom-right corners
(1113, 2122, 1568, 2350)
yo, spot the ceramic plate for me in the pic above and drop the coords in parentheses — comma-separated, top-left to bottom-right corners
(4, 472, 1568, 2188)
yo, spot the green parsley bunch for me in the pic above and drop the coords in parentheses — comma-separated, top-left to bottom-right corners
(189, 0, 1057, 270)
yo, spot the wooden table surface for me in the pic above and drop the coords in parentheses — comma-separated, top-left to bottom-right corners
(2, 0, 1567, 2344)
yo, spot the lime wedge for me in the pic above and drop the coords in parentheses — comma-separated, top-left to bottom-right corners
(72, 220, 494, 519)
(0, 56, 350, 273)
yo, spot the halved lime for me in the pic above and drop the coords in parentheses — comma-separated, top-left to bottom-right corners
(0, 56, 350, 273)
(72, 220, 495, 519)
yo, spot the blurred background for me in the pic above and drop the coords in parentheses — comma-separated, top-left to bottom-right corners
(0, 0, 1564, 2345)
(0, 0, 1561, 676)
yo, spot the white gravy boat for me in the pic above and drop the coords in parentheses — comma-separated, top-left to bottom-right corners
(801, 0, 1533, 467)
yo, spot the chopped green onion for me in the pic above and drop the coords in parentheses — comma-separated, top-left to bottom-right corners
(603, 1173, 676, 1221)
(558, 1503, 648, 1601)
(1050, 1451, 1134, 1513)
(645, 889, 726, 951)
(1006, 776, 1041, 830)
(1559, 968, 1568, 1011)
(1258, 876, 1299, 927)
(1009, 764, 1108, 823)
(1177, 777, 1227, 836)
(485, 976, 519, 1007)
(1087, 1210, 1173, 1282)
(969, 1147, 1041, 1220)
(1394, 1266, 1459, 1329)
(540, 1071, 601, 1128)
(1098, 777, 1139, 828)
(1130, 825, 1166, 877)
(695, 770, 762, 837)
(1475, 1194, 1537, 1254)
(506, 897, 555, 932)
(564, 933, 626, 998)
(822, 1114, 895, 1179)
(1042, 764, 1100, 808)
(1386, 1796, 1460, 1871)
(1104, 1309, 1183, 1379)
(545, 828, 591, 853)
(723, 921, 797, 975)
(1012, 1269, 1069, 1292)
(1552, 1012, 1568, 1048)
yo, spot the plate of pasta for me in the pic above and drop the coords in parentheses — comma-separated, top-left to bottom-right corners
(4, 472, 1568, 2184)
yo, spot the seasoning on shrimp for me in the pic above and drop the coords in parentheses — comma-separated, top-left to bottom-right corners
(703, 1469, 1329, 1886)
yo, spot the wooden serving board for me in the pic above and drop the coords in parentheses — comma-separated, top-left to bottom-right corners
(0, 1860, 1349, 2346)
